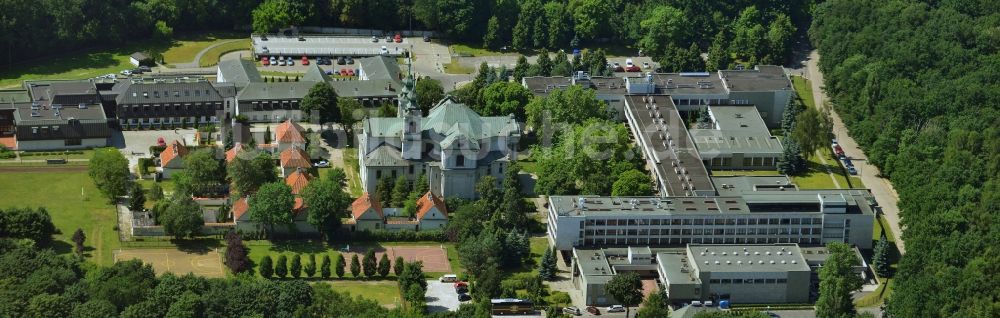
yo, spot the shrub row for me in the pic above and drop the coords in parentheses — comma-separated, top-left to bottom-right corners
(329, 230, 447, 242)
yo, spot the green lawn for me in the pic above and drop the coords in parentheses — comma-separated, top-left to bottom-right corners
(449, 44, 517, 57)
(162, 33, 247, 65)
(320, 281, 401, 307)
(0, 170, 120, 265)
(791, 76, 816, 109)
(198, 40, 252, 67)
(342, 147, 364, 197)
(442, 59, 474, 74)
(791, 148, 862, 189)
(0, 49, 136, 89)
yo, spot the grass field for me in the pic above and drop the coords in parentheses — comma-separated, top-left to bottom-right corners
(0, 170, 120, 265)
(342, 147, 364, 197)
(792, 76, 817, 109)
(449, 44, 517, 57)
(791, 148, 864, 189)
(0, 49, 135, 89)
(442, 59, 474, 74)
(198, 40, 251, 67)
(162, 33, 246, 65)
(321, 281, 401, 307)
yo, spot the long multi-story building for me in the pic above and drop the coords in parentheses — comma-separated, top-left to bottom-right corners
(110, 78, 225, 129)
(547, 176, 876, 251)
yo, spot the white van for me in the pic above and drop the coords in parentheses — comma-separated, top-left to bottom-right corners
(439, 274, 458, 282)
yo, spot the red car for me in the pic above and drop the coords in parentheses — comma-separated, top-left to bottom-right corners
(394, 33, 402, 43)
(339, 68, 349, 76)
(454, 281, 468, 289)
(261, 56, 269, 66)
(157, 137, 166, 147)
(625, 65, 641, 72)
(301, 55, 309, 65)
(347, 68, 356, 76)
(586, 306, 600, 315)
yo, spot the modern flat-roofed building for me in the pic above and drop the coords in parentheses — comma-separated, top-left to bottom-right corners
(521, 72, 628, 120)
(624, 66, 793, 127)
(572, 244, 812, 305)
(12, 81, 111, 150)
(547, 176, 876, 251)
(623, 95, 715, 196)
(689, 106, 783, 170)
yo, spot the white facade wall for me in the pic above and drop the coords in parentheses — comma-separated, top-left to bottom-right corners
(16, 138, 107, 151)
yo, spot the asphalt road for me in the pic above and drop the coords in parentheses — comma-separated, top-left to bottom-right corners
(801, 50, 906, 254)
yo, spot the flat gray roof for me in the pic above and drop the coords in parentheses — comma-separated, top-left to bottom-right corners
(626, 72, 728, 95)
(720, 65, 792, 92)
(690, 106, 782, 156)
(624, 95, 714, 195)
(657, 253, 700, 284)
(521, 75, 627, 97)
(688, 244, 810, 272)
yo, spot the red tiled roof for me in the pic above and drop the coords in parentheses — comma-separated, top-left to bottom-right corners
(232, 197, 250, 221)
(285, 169, 312, 195)
(415, 191, 447, 220)
(351, 192, 383, 220)
(275, 119, 305, 144)
(280, 147, 311, 169)
(225, 143, 244, 163)
(160, 140, 188, 167)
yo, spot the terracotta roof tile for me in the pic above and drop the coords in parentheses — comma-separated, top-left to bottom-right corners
(285, 169, 312, 195)
(225, 143, 244, 163)
(160, 140, 188, 167)
(280, 146, 311, 169)
(275, 119, 305, 144)
(415, 191, 447, 220)
(232, 197, 250, 221)
(351, 192, 383, 220)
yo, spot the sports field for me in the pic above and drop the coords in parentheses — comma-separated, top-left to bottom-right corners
(115, 248, 226, 278)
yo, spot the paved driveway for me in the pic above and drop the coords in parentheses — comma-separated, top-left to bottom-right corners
(426, 280, 463, 313)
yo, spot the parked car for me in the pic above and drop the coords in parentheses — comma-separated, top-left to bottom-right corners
(455, 286, 468, 294)
(313, 160, 329, 167)
(325, 70, 334, 75)
(286, 57, 294, 66)
(380, 46, 388, 55)
(348, 68, 356, 76)
(625, 58, 634, 67)
(298, 36, 306, 41)
(625, 65, 641, 72)
(385, 35, 392, 42)
(453, 281, 468, 289)
(394, 33, 402, 43)
(261, 57, 270, 66)
(371, 36, 379, 43)
(562, 306, 582, 316)
(339, 68, 349, 76)
(423, 35, 431, 42)
(607, 305, 625, 313)
(345, 56, 354, 64)
(277, 57, 285, 66)
(157, 137, 166, 147)
(138, 66, 152, 72)
(586, 306, 600, 315)
(457, 293, 471, 302)
(440, 274, 458, 282)
(643, 62, 651, 69)
(337, 57, 346, 65)
(847, 166, 858, 175)
(301, 56, 310, 65)
(269, 56, 277, 65)
(120, 70, 132, 76)
(131, 68, 144, 74)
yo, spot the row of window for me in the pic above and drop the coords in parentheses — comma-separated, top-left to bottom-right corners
(583, 237, 823, 246)
(249, 100, 299, 111)
(584, 227, 824, 236)
(251, 114, 299, 121)
(121, 103, 223, 113)
(132, 89, 214, 98)
(585, 217, 824, 227)
(119, 117, 217, 124)
(709, 278, 788, 285)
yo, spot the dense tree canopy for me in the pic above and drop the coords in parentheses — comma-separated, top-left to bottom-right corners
(811, 1, 1000, 316)
(88, 148, 130, 203)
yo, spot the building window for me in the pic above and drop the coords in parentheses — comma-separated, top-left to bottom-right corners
(409, 165, 414, 174)
(456, 155, 465, 167)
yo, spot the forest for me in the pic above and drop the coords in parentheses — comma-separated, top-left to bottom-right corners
(0, 0, 815, 70)
(810, 0, 999, 317)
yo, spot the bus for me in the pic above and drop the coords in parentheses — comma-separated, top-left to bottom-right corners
(490, 298, 534, 315)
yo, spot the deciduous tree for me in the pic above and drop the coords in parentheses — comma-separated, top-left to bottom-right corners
(89, 148, 130, 203)
(160, 196, 203, 239)
(611, 169, 653, 196)
(605, 272, 643, 317)
(415, 78, 444, 115)
(248, 182, 295, 238)
(301, 82, 340, 123)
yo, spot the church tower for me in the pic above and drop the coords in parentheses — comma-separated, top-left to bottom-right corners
(399, 64, 422, 160)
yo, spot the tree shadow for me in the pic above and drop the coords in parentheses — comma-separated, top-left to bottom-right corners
(49, 240, 74, 255)
(172, 238, 223, 254)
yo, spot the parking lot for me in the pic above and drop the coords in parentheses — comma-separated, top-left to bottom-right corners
(253, 34, 409, 58)
(426, 280, 464, 313)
